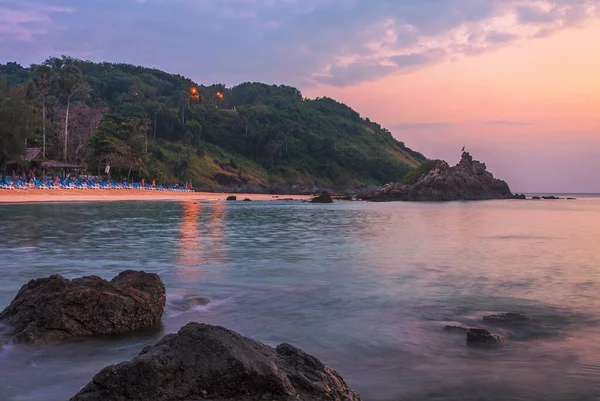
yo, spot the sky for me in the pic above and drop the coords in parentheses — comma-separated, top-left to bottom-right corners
(1, 0, 599, 192)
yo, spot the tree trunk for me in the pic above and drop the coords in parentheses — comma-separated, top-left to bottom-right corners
(64, 95, 71, 162)
(42, 92, 46, 158)
(153, 112, 157, 140)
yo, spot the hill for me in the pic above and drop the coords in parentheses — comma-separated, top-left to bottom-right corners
(0, 56, 426, 191)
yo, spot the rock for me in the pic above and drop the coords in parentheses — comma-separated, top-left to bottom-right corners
(0, 271, 165, 344)
(483, 312, 529, 325)
(310, 192, 334, 204)
(71, 322, 362, 401)
(567, 197, 576, 200)
(226, 195, 237, 201)
(532, 196, 541, 200)
(444, 325, 470, 333)
(334, 195, 353, 201)
(365, 152, 512, 202)
(466, 328, 503, 346)
(243, 198, 252, 202)
(542, 196, 560, 200)
(513, 193, 527, 200)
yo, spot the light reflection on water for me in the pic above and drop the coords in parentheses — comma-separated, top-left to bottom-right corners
(0, 198, 600, 400)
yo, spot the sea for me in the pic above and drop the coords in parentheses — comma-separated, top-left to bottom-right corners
(1, 196, 599, 401)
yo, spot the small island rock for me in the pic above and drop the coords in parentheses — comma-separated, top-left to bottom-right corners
(71, 322, 363, 401)
(226, 195, 237, 201)
(0, 271, 165, 344)
(365, 152, 512, 202)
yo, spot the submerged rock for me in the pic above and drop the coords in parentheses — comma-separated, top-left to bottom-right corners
(71, 322, 362, 401)
(483, 312, 529, 325)
(466, 328, 504, 346)
(310, 192, 334, 204)
(0, 271, 165, 344)
(243, 198, 252, 202)
(365, 152, 512, 202)
(226, 195, 237, 201)
(443, 324, 470, 333)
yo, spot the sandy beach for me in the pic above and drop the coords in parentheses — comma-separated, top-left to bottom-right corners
(0, 189, 311, 204)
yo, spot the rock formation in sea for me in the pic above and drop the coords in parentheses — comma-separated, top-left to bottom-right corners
(0, 270, 165, 344)
(310, 191, 334, 204)
(71, 322, 363, 401)
(466, 328, 504, 346)
(364, 152, 512, 202)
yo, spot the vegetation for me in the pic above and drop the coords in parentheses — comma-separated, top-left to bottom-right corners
(0, 56, 426, 188)
(401, 159, 442, 185)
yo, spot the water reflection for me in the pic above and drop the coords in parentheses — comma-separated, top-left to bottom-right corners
(177, 201, 202, 279)
(176, 201, 227, 281)
(207, 201, 226, 261)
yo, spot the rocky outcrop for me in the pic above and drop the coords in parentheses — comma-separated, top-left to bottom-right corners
(226, 195, 237, 201)
(71, 322, 362, 401)
(310, 192, 334, 204)
(365, 152, 512, 201)
(0, 271, 165, 344)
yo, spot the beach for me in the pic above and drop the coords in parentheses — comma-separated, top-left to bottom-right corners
(0, 189, 311, 204)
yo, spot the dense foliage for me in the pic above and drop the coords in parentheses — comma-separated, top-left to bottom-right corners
(0, 56, 426, 188)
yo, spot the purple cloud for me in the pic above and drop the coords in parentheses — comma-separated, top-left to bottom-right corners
(0, 0, 598, 87)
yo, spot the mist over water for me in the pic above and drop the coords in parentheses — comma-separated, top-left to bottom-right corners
(1, 198, 600, 401)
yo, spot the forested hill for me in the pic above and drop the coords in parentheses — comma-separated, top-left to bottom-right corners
(0, 56, 426, 191)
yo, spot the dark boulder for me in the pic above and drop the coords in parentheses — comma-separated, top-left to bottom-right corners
(365, 152, 512, 202)
(243, 198, 252, 202)
(532, 196, 541, 200)
(513, 193, 527, 200)
(334, 195, 353, 201)
(542, 196, 560, 200)
(466, 328, 503, 346)
(0, 271, 165, 344)
(310, 192, 334, 204)
(483, 312, 529, 325)
(71, 322, 362, 401)
(226, 195, 237, 201)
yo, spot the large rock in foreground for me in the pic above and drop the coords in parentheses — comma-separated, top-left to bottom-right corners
(0, 270, 165, 344)
(71, 322, 362, 401)
(365, 152, 512, 201)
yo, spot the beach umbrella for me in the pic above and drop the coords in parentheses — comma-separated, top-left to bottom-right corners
(152, 179, 156, 187)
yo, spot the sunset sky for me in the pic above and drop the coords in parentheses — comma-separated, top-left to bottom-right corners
(1, 0, 599, 192)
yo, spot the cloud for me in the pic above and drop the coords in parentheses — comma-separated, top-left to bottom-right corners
(484, 120, 532, 126)
(392, 122, 457, 131)
(0, 0, 598, 86)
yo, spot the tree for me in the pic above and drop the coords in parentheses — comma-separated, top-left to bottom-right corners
(33, 65, 54, 157)
(88, 114, 147, 179)
(59, 65, 83, 161)
(0, 84, 40, 171)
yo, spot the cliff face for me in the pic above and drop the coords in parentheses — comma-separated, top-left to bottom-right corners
(365, 152, 512, 201)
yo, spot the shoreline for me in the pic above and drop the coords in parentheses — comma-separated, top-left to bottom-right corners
(0, 189, 312, 204)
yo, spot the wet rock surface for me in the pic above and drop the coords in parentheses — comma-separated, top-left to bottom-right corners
(0, 271, 166, 344)
(71, 322, 363, 401)
(226, 195, 237, 201)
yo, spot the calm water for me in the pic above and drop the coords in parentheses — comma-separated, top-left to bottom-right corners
(1, 198, 600, 400)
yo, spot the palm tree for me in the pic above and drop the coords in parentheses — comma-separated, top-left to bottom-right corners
(33, 65, 54, 157)
(59, 65, 83, 161)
